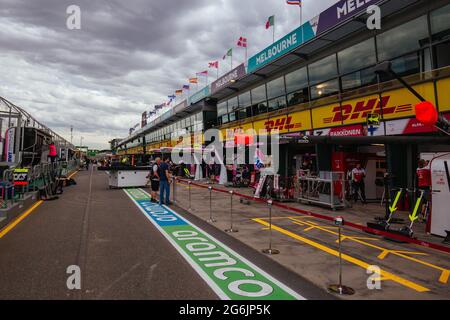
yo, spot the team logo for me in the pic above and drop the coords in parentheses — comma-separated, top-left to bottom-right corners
(324, 96, 413, 124)
(264, 116, 302, 132)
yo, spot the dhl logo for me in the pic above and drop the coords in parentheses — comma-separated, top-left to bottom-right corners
(324, 96, 413, 124)
(264, 116, 302, 132)
(225, 127, 245, 137)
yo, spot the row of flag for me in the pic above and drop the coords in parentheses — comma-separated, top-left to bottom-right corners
(147, 0, 303, 121)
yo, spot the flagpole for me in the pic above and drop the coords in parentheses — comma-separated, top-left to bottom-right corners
(231, 52, 233, 71)
(300, 4, 304, 42)
(245, 43, 248, 67)
(272, 24, 275, 44)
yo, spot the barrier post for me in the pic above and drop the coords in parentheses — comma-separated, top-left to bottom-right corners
(328, 217, 355, 295)
(188, 181, 192, 210)
(225, 190, 238, 233)
(262, 199, 279, 255)
(207, 186, 216, 223)
(172, 177, 177, 204)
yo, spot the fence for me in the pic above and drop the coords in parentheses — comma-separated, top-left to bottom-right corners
(171, 177, 450, 255)
(0, 160, 80, 209)
(296, 172, 347, 210)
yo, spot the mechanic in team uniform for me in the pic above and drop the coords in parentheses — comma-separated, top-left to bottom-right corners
(416, 159, 432, 222)
(351, 163, 367, 203)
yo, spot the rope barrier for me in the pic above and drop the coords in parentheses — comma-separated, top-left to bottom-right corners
(175, 178, 450, 254)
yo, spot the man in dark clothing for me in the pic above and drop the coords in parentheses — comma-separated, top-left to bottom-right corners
(158, 158, 171, 205)
(147, 158, 161, 203)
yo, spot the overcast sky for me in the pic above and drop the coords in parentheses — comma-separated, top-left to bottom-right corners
(0, 0, 338, 149)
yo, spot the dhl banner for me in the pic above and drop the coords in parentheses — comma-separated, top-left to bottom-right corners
(312, 103, 344, 129)
(222, 122, 254, 141)
(254, 116, 288, 134)
(437, 78, 450, 112)
(254, 110, 311, 134)
(312, 83, 437, 127)
(289, 110, 312, 132)
(381, 83, 435, 120)
(192, 132, 204, 148)
(341, 94, 380, 125)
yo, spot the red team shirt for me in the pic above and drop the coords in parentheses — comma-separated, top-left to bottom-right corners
(352, 168, 366, 183)
(417, 167, 431, 188)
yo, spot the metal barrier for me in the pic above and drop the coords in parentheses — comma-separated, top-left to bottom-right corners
(173, 177, 450, 255)
(0, 159, 80, 208)
(296, 172, 347, 210)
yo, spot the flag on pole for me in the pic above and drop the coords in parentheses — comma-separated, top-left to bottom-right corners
(175, 89, 183, 95)
(168, 95, 176, 99)
(208, 61, 219, 68)
(265, 15, 274, 29)
(223, 48, 232, 60)
(237, 36, 247, 48)
(183, 85, 190, 90)
(189, 78, 199, 84)
(196, 71, 208, 76)
(286, 0, 302, 5)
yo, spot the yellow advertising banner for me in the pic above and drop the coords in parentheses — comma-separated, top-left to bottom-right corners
(341, 94, 381, 125)
(311, 83, 437, 127)
(253, 113, 308, 134)
(312, 103, 343, 129)
(223, 122, 255, 141)
(437, 77, 450, 112)
(288, 110, 312, 132)
(381, 83, 435, 121)
(192, 132, 204, 148)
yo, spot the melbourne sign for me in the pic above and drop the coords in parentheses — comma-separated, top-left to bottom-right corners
(189, 85, 211, 105)
(211, 64, 246, 94)
(247, 23, 315, 73)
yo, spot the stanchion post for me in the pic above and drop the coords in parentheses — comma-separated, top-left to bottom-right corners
(172, 177, 177, 204)
(225, 190, 238, 233)
(328, 217, 355, 295)
(188, 181, 192, 210)
(262, 199, 279, 255)
(207, 186, 216, 223)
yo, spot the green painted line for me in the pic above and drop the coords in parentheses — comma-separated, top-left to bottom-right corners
(124, 188, 304, 300)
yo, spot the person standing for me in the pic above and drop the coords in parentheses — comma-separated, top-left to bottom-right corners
(158, 158, 171, 205)
(416, 159, 431, 222)
(147, 158, 160, 203)
(48, 141, 57, 163)
(352, 163, 367, 203)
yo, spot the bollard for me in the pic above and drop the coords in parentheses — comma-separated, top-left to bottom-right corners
(188, 181, 192, 210)
(225, 190, 238, 233)
(328, 217, 355, 295)
(262, 199, 279, 255)
(207, 186, 216, 223)
(172, 177, 177, 204)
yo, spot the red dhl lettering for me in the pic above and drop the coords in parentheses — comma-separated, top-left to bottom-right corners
(264, 116, 301, 131)
(327, 96, 414, 124)
(332, 96, 391, 122)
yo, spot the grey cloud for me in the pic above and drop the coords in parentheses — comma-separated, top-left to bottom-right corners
(0, 0, 337, 149)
